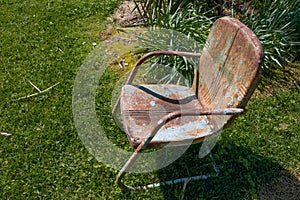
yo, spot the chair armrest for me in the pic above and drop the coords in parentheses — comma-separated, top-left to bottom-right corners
(141, 108, 245, 150)
(126, 50, 201, 85)
(112, 50, 201, 116)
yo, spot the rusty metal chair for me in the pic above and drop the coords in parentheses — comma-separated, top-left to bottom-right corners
(112, 17, 264, 190)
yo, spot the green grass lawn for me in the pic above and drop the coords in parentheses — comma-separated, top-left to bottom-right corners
(1, 0, 299, 199)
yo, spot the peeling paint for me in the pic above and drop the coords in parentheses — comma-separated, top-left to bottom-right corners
(150, 101, 156, 106)
(117, 17, 263, 148)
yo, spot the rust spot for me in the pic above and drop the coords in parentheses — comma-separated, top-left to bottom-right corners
(117, 17, 263, 148)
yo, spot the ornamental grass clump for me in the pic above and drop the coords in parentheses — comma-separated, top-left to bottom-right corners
(134, 0, 300, 79)
(134, 0, 214, 85)
(240, 0, 300, 74)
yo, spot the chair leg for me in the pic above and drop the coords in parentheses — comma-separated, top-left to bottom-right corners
(116, 142, 145, 190)
(116, 149, 220, 190)
(208, 152, 220, 175)
(137, 152, 220, 190)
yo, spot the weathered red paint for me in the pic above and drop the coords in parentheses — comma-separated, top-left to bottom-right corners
(114, 17, 264, 190)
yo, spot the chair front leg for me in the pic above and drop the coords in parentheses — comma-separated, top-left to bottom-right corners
(116, 141, 145, 190)
(116, 108, 245, 190)
(115, 110, 193, 190)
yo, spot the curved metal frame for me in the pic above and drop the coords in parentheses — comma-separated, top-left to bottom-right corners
(112, 50, 201, 116)
(116, 107, 244, 190)
(112, 16, 264, 190)
(113, 50, 246, 190)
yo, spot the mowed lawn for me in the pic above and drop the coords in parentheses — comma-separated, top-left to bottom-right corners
(1, 0, 299, 199)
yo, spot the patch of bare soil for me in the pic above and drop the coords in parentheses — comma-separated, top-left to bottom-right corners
(112, 0, 144, 27)
(258, 169, 300, 200)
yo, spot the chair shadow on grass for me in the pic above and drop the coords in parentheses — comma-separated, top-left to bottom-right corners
(155, 142, 300, 200)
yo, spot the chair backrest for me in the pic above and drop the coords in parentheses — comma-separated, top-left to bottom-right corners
(196, 17, 263, 110)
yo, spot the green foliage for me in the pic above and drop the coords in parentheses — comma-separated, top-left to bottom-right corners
(134, 0, 300, 79)
(135, 0, 214, 41)
(240, 0, 300, 75)
(134, 0, 214, 85)
(137, 28, 204, 86)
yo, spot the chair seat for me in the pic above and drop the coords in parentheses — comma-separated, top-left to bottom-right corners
(120, 84, 216, 148)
